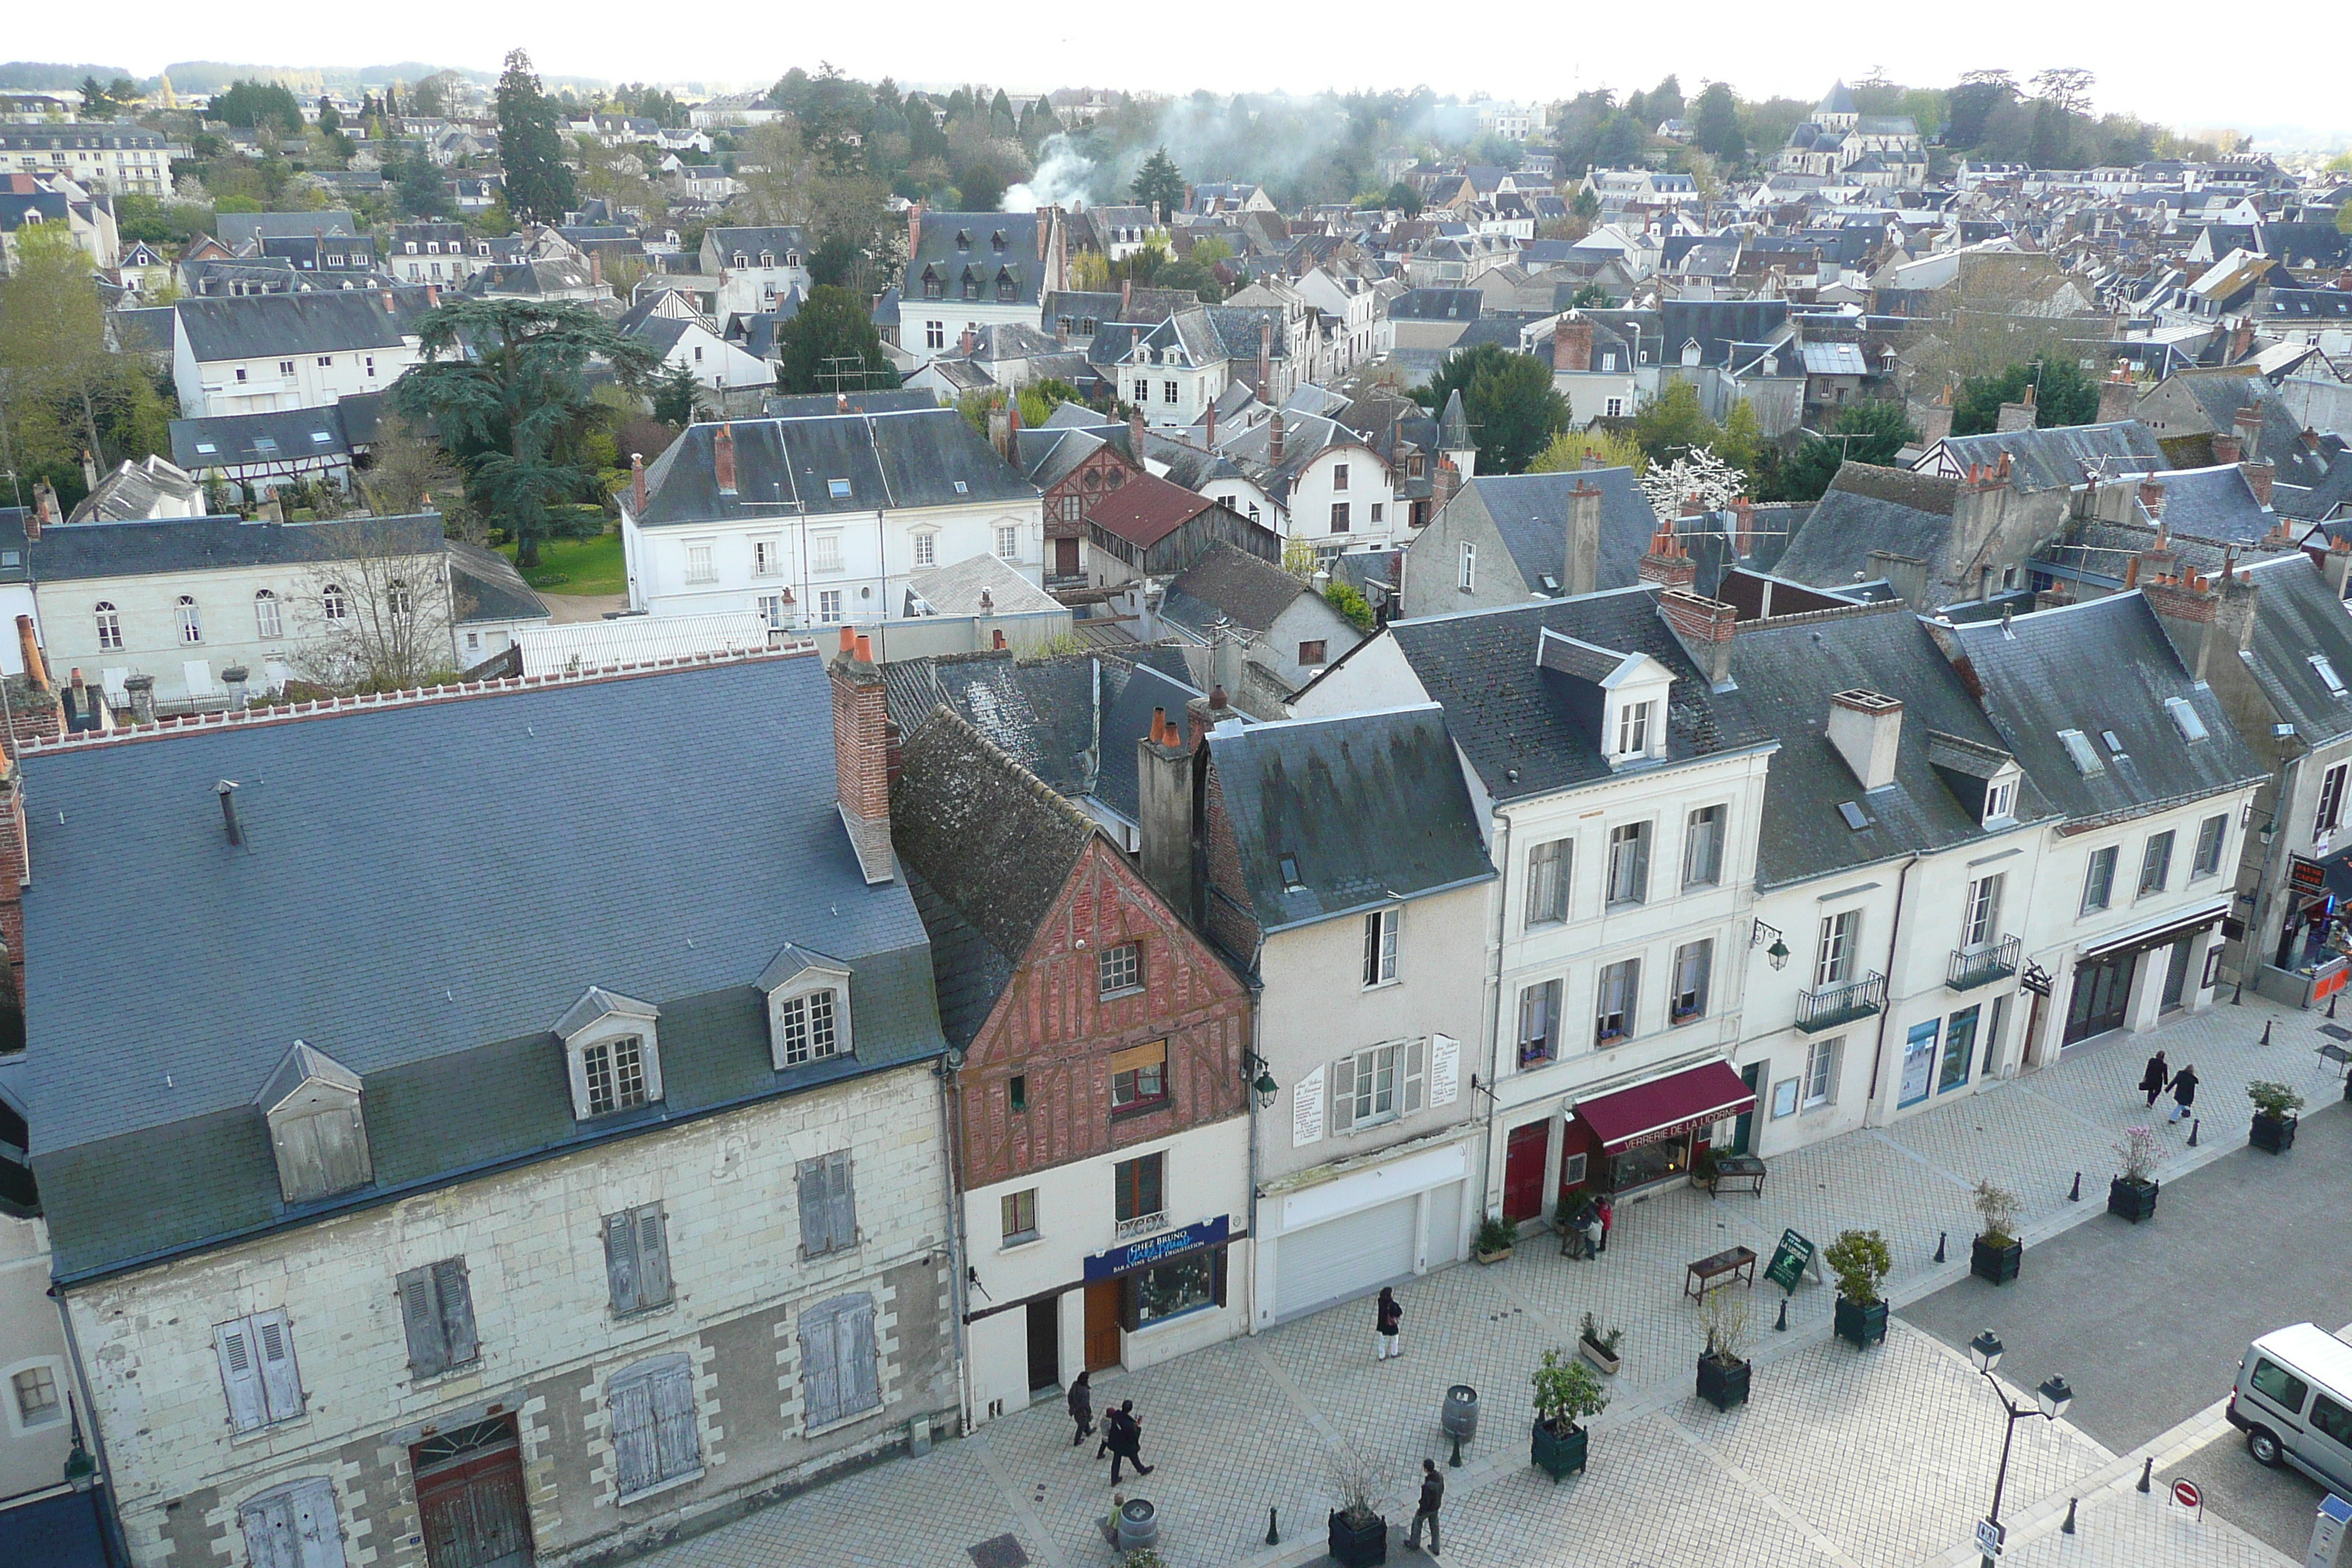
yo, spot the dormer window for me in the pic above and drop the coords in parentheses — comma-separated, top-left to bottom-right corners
(1616, 700, 1653, 756)
(761, 944, 853, 1069)
(759, 252, 774, 267)
(257, 1042, 372, 1203)
(962, 274, 980, 301)
(1983, 773, 2019, 825)
(997, 275, 1018, 302)
(555, 987, 664, 1120)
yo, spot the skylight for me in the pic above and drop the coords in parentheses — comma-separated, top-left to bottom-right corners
(2313, 655, 2347, 696)
(1836, 800, 1871, 831)
(2101, 730, 2127, 755)
(2057, 728, 2106, 777)
(827, 478, 851, 500)
(2166, 696, 2209, 742)
(1278, 853, 1302, 888)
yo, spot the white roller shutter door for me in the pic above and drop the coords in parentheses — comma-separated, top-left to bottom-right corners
(1272, 1193, 1418, 1323)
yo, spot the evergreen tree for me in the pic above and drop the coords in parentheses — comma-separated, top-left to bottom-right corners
(1764, 401, 1918, 502)
(316, 97, 342, 137)
(772, 285, 893, 395)
(395, 151, 448, 218)
(1649, 75, 1685, 124)
(1130, 146, 1185, 220)
(1692, 83, 1744, 163)
(1952, 358, 2100, 436)
(496, 49, 578, 224)
(1419, 344, 1569, 475)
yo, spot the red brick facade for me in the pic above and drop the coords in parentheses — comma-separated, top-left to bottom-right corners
(1199, 759, 1262, 965)
(957, 838, 1252, 1190)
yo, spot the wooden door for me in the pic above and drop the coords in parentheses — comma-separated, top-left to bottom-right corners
(1055, 536, 1081, 577)
(1083, 1280, 1123, 1371)
(414, 1418, 533, 1568)
(1731, 1063, 1763, 1155)
(1501, 1120, 1550, 1224)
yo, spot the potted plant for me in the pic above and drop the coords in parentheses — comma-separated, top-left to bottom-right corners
(1474, 1213, 1516, 1264)
(1824, 1229, 1892, 1349)
(1578, 1311, 1624, 1376)
(1121, 1553, 1168, 1568)
(2108, 1125, 2160, 1221)
(1531, 1348, 1607, 1480)
(1692, 1144, 1722, 1192)
(1694, 1288, 1754, 1411)
(1325, 1454, 1387, 1567)
(2247, 1081, 2305, 1154)
(1970, 1180, 2023, 1284)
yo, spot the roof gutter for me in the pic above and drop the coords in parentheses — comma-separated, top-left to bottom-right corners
(1256, 867, 1499, 936)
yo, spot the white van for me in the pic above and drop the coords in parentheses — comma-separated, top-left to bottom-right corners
(2226, 1323, 2352, 1492)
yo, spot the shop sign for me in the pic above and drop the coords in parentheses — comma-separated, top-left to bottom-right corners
(1616, 1115, 1713, 1152)
(2291, 855, 2329, 893)
(1084, 1213, 1228, 1282)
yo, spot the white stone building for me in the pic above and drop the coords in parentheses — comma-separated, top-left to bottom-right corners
(172, 291, 423, 419)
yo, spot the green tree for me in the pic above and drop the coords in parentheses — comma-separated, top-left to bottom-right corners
(1691, 83, 1746, 164)
(0, 227, 171, 506)
(771, 284, 893, 396)
(316, 96, 342, 137)
(1631, 380, 1724, 465)
(80, 75, 124, 116)
(1596, 112, 1646, 167)
(1421, 344, 1570, 475)
(1130, 146, 1185, 219)
(387, 298, 657, 567)
(1529, 426, 1646, 475)
(495, 49, 578, 223)
(1951, 357, 2100, 437)
(955, 159, 1006, 211)
(1716, 400, 1761, 472)
(209, 80, 305, 135)
(1649, 75, 1685, 124)
(1767, 401, 1919, 502)
(394, 150, 448, 217)
(651, 361, 702, 426)
(1384, 179, 1422, 217)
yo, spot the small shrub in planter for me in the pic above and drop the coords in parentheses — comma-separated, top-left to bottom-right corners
(1578, 1311, 1624, 1376)
(2108, 1125, 2160, 1221)
(1692, 1144, 1722, 1190)
(1325, 1455, 1387, 1567)
(1474, 1213, 1516, 1264)
(2247, 1081, 2304, 1154)
(1695, 1287, 1754, 1411)
(1531, 1348, 1607, 1480)
(1824, 1228, 1892, 1349)
(1970, 1180, 2023, 1285)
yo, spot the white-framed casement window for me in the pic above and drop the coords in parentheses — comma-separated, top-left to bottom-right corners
(926, 320, 946, 349)
(995, 524, 1019, 559)
(396, 1259, 479, 1379)
(798, 1294, 881, 1433)
(1098, 941, 1142, 997)
(684, 540, 717, 584)
(237, 1477, 346, 1568)
(9, 1363, 63, 1429)
(1000, 1188, 1039, 1245)
(1962, 873, 2004, 949)
(1683, 804, 1725, 888)
(254, 589, 283, 638)
(557, 989, 664, 1121)
(1594, 958, 1638, 1046)
(321, 582, 347, 622)
(1458, 540, 1476, 592)
(753, 538, 781, 577)
(763, 949, 853, 1069)
(215, 1309, 304, 1432)
(2318, 764, 2348, 837)
(796, 1150, 859, 1257)
(1816, 910, 1858, 987)
(811, 532, 845, 573)
(1330, 1038, 1427, 1131)
(1668, 940, 1712, 1025)
(609, 1353, 703, 1499)
(818, 589, 844, 622)
(1525, 837, 1569, 926)
(911, 532, 936, 568)
(603, 1205, 674, 1318)
(1983, 774, 2019, 824)
(1362, 906, 1401, 987)
(1517, 979, 1561, 1066)
(177, 595, 203, 643)
(2192, 813, 2228, 878)
(757, 592, 788, 629)
(1614, 699, 1652, 758)
(1803, 1036, 1841, 1109)
(1606, 821, 1650, 905)
(2081, 845, 2119, 914)
(2138, 831, 2174, 897)
(94, 601, 123, 649)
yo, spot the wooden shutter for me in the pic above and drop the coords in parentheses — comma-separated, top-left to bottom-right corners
(432, 1261, 477, 1368)
(239, 1491, 299, 1568)
(650, 1362, 700, 1479)
(795, 1156, 829, 1257)
(1330, 1055, 1357, 1131)
(1403, 1037, 1428, 1116)
(254, 1310, 303, 1423)
(604, 1213, 641, 1316)
(826, 1153, 858, 1252)
(216, 1319, 266, 1432)
(288, 1477, 347, 1568)
(799, 1303, 842, 1429)
(840, 1297, 880, 1418)
(398, 1267, 445, 1378)
(608, 1373, 659, 1496)
(636, 1206, 672, 1310)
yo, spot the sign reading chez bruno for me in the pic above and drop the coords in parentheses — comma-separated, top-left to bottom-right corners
(1084, 1214, 1229, 1282)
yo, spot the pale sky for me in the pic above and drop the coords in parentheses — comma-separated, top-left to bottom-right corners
(27, 1, 2347, 149)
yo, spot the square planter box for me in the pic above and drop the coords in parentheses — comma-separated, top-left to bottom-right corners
(1475, 1245, 1514, 1265)
(2107, 1177, 2158, 1222)
(1970, 1235, 2022, 1285)
(1696, 1354, 1751, 1411)
(1327, 1509, 1387, 1567)
(1579, 1338, 1622, 1376)
(1834, 1295, 1888, 1349)
(1531, 1419, 1588, 1481)
(2251, 1113, 2297, 1154)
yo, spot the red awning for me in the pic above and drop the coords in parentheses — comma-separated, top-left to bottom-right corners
(1572, 1061, 1756, 1152)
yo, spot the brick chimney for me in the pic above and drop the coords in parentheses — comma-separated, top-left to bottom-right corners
(1120, 277, 1132, 317)
(2096, 369, 2137, 425)
(713, 423, 736, 494)
(2137, 475, 2166, 524)
(1826, 689, 1903, 791)
(2232, 403, 2263, 465)
(1432, 454, 1461, 514)
(831, 627, 896, 885)
(906, 202, 924, 272)
(1637, 521, 1695, 590)
(1268, 412, 1286, 465)
(1730, 497, 1756, 557)
(2211, 429, 2242, 464)
(2242, 459, 2274, 507)
(14, 617, 46, 693)
(1564, 478, 1602, 598)
(1953, 458, 2012, 574)
(2213, 557, 2259, 659)
(1995, 382, 2037, 433)
(1130, 406, 1146, 454)
(0, 759, 27, 1009)
(629, 452, 646, 515)
(1553, 316, 1593, 372)
(1137, 707, 1199, 924)
(1657, 587, 1738, 687)
(25, 480, 51, 540)
(2142, 567, 2220, 682)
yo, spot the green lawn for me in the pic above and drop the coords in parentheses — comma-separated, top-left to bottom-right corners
(501, 531, 627, 595)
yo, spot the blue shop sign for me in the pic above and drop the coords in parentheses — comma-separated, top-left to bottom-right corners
(1084, 1214, 1229, 1282)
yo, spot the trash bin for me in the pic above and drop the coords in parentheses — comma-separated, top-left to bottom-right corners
(1115, 1497, 1159, 1553)
(1443, 1384, 1480, 1444)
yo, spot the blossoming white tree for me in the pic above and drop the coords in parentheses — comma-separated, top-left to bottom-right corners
(1637, 444, 1748, 517)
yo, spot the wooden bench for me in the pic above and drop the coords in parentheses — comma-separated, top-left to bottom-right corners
(1702, 1154, 1767, 1199)
(1685, 1245, 1757, 1300)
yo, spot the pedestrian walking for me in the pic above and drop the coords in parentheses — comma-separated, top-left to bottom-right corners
(1376, 1286, 1403, 1360)
(1067, 1371, 1094, 1447)
(1406, 1458, 1444, 1553)
(2168, 1063, 2200, 1124)
(2139, 1050, 2168, 1109)
(1104, 1399, 1153, 1484)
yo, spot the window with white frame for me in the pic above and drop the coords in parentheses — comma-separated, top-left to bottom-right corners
(684, 541, 716, 583)
(797, 1150, 859, 1256)
(1668, 940, 1712, 1024)
(10, 1365, 61, 1428)
(1362, 907, 1400, 986)
(603, 1205, 673, 1317)
(2138, 831, 2174, 897)
(1614, 700, 1652, 758)
(811, 533, 844, 572)
(1983, 775, 2018, 823)
(396, 1258, 479, 1379)
(1331, 1038, 1427, 1131)
(2081, 845, 2119, 914)
(1816, 909, 1858, 987)
(94, 601, 122, 649)
(1458, 541, 1476, 592)
(1098, 941, 1141, 996)
(772, 978, 847, 1067)
(254, 589, 283, 638)
(584, 1035, 649, 1115)
(1683, 804, 1725, 888)
(1803, 1036, 1841, 1109)
(1517, 979, 1561, 1066)
(926, 320, 945, 349)
(757, 592, 788, 628)
(177, 595, 203, 643)
(321, 583, 347, 622)
(797, 1294, 881, 1431)
(1525, 837, 1569, 925)
(912, 532, 936, 568)
(995, 525, 1019, 559)
(387, 579, 412, 619)
(2192, 813, 2227, 878)
(753, 538, 780, 576)
(214, 1310, 304, 1432)
(818, 589, 843, 622)
(609, 1354, 702, 1497)
(1606, 821, 1650, 905)
(1962, 873, 2004, 949)
(2319, 764, 2348, 837)
(1594, 958, 1638, 1045)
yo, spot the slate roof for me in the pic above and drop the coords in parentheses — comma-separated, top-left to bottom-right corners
(446, 540, 551, 625)
(21, 655, 944, 1278)
(762, 389, 938, 419)
(1933, 592, 2264, 825)
(29, 512, 445, 581)
(1775, 464, 1959, 588)
(636, 409, 1037, 526)
(1203, 706, 1496, 934)
(2272, 455, 2352, 524)
(1729, 605, 2056, 888)
(1935, 420, 2166, 492)
(170, 395, 382, 471)
(1385, 587, 1776, 804)
(2231, 553, 2352, 748)
(175, 290, 409, 362)
(2166, 369, 2343, 491)
(908, 210, 1052, 309)
(2139, 465, 2274, 542)
(1452, 470, 1662, 595)
(1161, 542, 1313, 638)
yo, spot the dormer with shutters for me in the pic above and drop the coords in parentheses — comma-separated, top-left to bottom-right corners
(554, 987, 664, 1120)
(256, 1041, 372, 1204)
(760, 944, 853, 1070)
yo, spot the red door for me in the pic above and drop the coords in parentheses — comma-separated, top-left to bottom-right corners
(1501, 1121, 1550, 1224)
(1055, 536, 1081, 577)
(414, 1417, 534, 1568)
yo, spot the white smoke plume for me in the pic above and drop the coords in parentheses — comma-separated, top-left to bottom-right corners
(1003, 134, 1098, 211)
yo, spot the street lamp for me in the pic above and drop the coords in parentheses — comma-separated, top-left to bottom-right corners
(1240, 1050, 1279, 1110)
(1967, 1332, 2072, 1565)
(1751, 919, 1790, 970)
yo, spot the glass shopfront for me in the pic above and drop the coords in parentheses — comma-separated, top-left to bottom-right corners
(1608, 1134, 1693, 1192)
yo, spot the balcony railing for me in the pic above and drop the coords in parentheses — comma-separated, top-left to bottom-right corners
(1113, 1210, 1169, 1242)
(1796, 971, 1887, 1033)
(1948, 935, 2022, 992)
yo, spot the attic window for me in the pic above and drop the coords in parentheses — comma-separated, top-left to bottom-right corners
(1279, 853, 1302, 888)
(195, 442, 217, 454)
(1836, 800, 1872, 831)
(2101, 730, 2127, 756)
(952, 480, 968, 494)
(555, 988, 665, 1122)
(2057, 728, 2106, 777)
(2166, 696, 2209, 742)
(828, 478, 852, 500)
(309, 431, 332, 444)
(2313, 655, 2348, 696)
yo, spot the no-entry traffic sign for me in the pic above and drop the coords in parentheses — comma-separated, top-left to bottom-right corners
(2174, 1479, 2204, 1515)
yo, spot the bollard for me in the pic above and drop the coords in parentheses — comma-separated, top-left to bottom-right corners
(2138, 1457, 2154, 1493)
(2261, 1019, 2274, 1046)
(2189, 1118, 2200, 1147)
(1267, 1506, 1279, 1546)
(1934, 1230, 1947, 1264)
(1450, 1433, 1463, 1469)
(2062, 1498, 2077, 1534)
(1776, 1297, 1789, 1332)
(2232, 977, 2244, 1006)
(2332, 992, 2340, 1021)
(2068, 1171, 2081, 1202)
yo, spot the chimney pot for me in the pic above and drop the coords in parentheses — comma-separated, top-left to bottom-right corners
(713, 423, 737, 494)
(13, 616, 48, 692)
(629, 451, 646, 514)
(853, 633, 873, 663)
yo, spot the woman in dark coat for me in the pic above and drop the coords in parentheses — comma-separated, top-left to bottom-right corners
(1067, 1370, 1094, 1447)
(2168, 1063, 2200, 1123)
(1376, 1286, 1403, 1361)
(2139, 1051, 2168, 1109)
